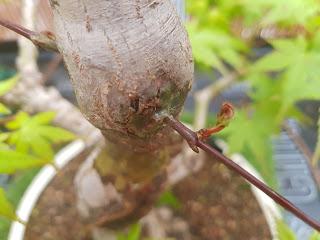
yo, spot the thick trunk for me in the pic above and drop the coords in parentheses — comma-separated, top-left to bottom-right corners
(50, 0, 193, 144)
(48, 0, 194, 232)
(0, 0, 193, 231)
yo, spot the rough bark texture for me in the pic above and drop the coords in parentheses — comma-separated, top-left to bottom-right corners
(47, 0, 194, 229)
(50, 0, 193, 148)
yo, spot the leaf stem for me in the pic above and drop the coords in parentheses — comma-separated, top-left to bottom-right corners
(166, 117, 320, 232)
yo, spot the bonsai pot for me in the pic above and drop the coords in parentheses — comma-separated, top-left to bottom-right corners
(8, 139, 279, 240)
(8, 140, 85, 240)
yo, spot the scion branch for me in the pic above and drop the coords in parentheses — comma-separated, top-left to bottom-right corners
(0, 19, 58, 52)
(165, 115, 320, 232)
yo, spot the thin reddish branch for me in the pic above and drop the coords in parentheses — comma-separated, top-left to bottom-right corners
(197, 125, 225, 139)
(165, 116, 320, 232)
(0, 19, 58, 52)
(0, 18, 35, 40)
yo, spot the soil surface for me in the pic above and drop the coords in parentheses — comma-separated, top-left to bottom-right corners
(25, 150, 271, 240)
(173, 156, 271, 240)
(25, 150, 91, 240)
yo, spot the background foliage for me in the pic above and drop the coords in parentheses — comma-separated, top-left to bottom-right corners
(186, 0, 320, 186)
(0, 71, 75, 223)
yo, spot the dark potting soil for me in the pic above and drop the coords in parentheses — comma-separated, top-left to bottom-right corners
(24, 151, 271, 240)
(173, 156, 271, 240)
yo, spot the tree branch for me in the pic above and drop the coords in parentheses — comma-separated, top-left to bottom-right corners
(166, 116, 320, 232)
(0, 18, 34, 40)
(0, 19, 58, 52)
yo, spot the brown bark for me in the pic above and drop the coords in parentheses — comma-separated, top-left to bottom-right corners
(1, 1, 193, 231)
(48, 0, 194, 231)
(50, 0, 193, 142)
(0, 1, 192, 237)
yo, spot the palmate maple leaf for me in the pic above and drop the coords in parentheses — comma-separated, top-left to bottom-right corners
(253, 36, 320, 118)
(5, 111, 75, 160)
(186, 22, 247, 71)
(0, 188, 21, 223)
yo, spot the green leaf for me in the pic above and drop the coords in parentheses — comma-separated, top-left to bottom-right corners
(127, 223, 142, 240)
(186, 23, 246, 71)
(0, 218, 11, 240)
(284, 56, 320, 103)
(0, 188, 17, 221)
(0, 142, 10, 149)
(272, 38, 307, 53)
(0, 168, 39, 239)
(310, 231, 320, 240)
(0, 74, 19, 96)
(36, 126, 75, 142)
(261, 0, 319, 26)
(29, 135, 54, 160)
(0, 149, 50, 173)
(5, 111, 74, 159)
(117, 234, 126, 240)
(0, 133, 10, 150)
(13, 132, 29, 154)
(219, 47, 244, 69)
(0, 103, 10, 114)
(31, 112, 56, 124)
(0, 133, 9, 142)
(117, 223, 142, 240)
(276, 220, 296, 240)
(253, 38, 306, 73)
(252, 52, 292, 72)
(185, 0, 320, 197)
(5, 112, 29, 130)
(253, 36, 320, 109)
(6, 168, 39, 207)
(157, 190, 181, 210)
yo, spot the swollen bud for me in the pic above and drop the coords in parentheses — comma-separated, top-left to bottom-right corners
(197, 102, 234, 140)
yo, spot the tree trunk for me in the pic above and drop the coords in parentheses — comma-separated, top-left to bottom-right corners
(48, 0, 194, 233)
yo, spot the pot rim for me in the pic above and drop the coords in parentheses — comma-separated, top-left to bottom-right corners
(8, 139, 279, 240)
(215, 139, 281, 239)
(231, 153, 281, 239)
(8, 140, 86, 240)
